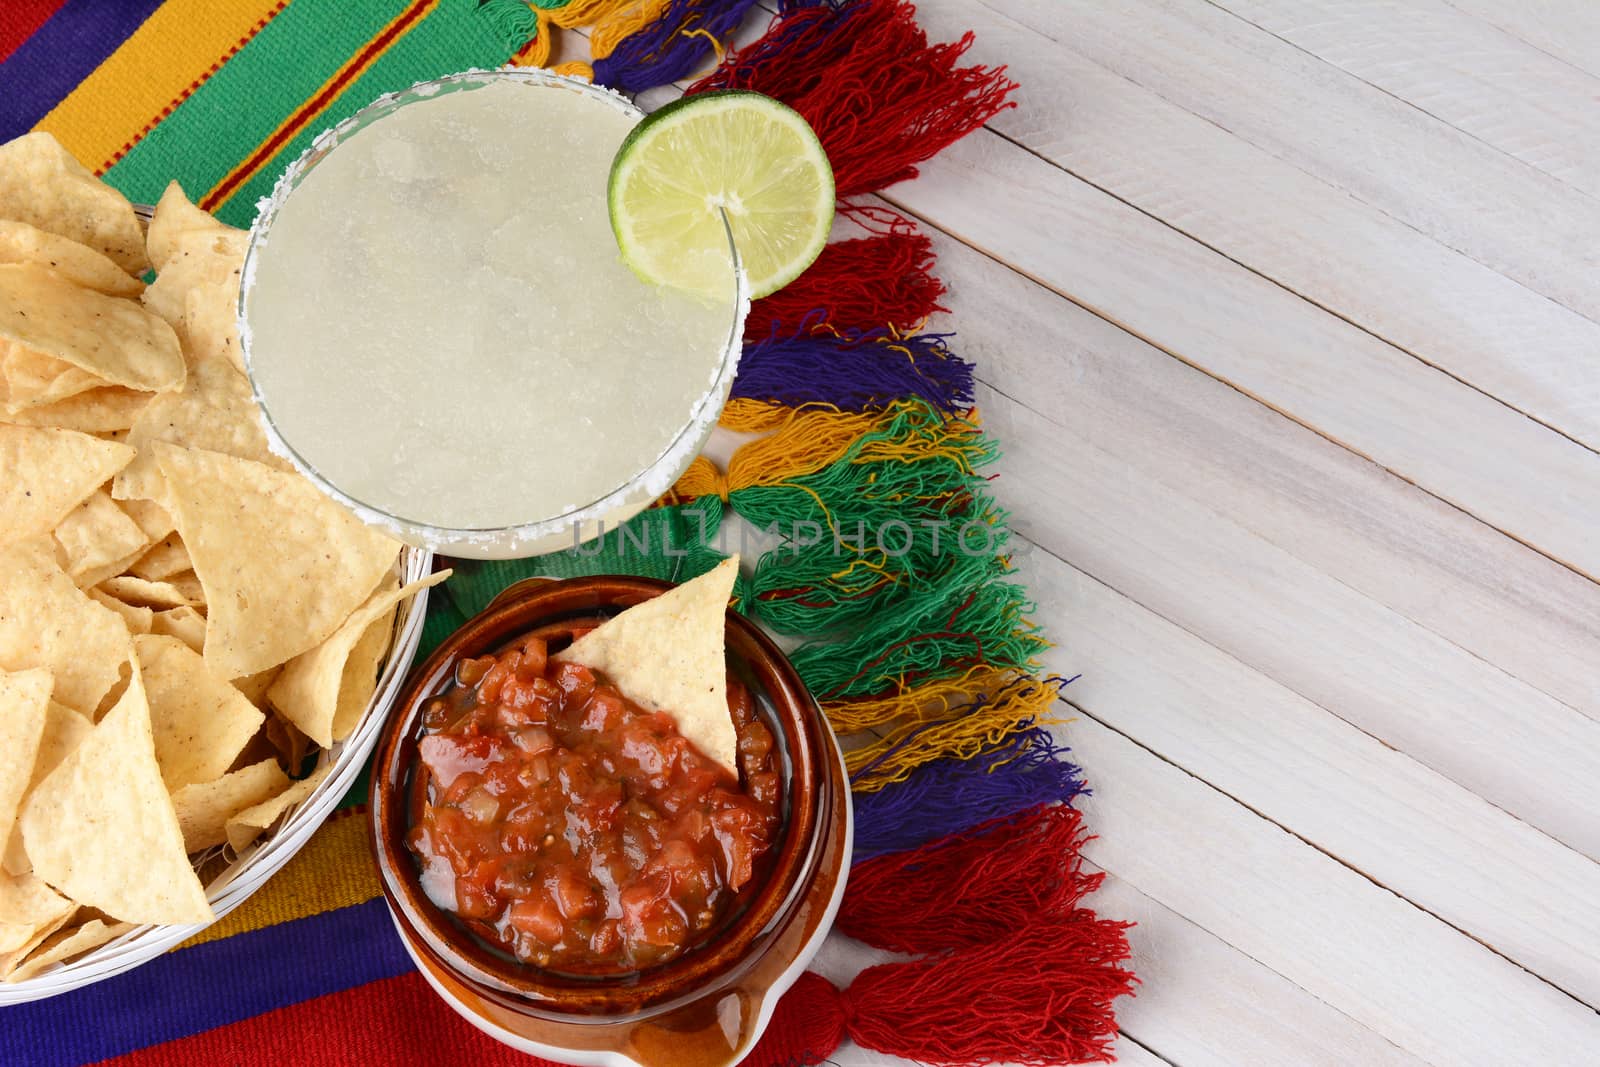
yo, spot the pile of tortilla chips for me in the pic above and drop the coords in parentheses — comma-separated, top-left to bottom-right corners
(0, 133, 445, 983)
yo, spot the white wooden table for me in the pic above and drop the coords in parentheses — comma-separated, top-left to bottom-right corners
(577, 3, 1600, 1062)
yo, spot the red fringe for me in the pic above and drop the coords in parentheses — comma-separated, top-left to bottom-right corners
(690, 0, 1018, 200)
(839, 803, 1105, 952)
(741, 806, 1136, 1066)
(748, 213, 946, 337)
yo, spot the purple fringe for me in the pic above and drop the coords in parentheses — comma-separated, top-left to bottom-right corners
(593, 0, 765, 94)
(850, 726, 1087, 863)
(733, 321, 976, 413)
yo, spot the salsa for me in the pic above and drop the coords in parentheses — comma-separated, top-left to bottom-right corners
(407, 631, 781, 974)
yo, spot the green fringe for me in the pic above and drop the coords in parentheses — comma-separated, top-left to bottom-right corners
(747, 501, 1008, 636)
(788, 566, 1047, 700)
(474, 0, 541, 51)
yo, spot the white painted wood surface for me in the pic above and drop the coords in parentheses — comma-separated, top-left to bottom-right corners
(575, 3, 1600, 1062)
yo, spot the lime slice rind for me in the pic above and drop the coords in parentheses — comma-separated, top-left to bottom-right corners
(609, 91, 834, 300)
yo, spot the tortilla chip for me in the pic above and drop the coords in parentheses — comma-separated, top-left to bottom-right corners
(2, 702, 92, 876)
(185, 277, 247, 376)
(0, 874, 74, 960)
(112, 356, 287, 503)
(154, 443, 400, 679)
(150, 606, 205, 654)
(0, 670, 51, 870)
(96, 575, 203, 611)
(556, 556, 740, 773)
(232, 666, 280, 706)
(128, 534, 189, 581)
(119, 498, 175, 543)
(0, 538, 132, 712)
(0, 346, 104, 411)
(0, 219, 143, 298)
(2, 386, 151, 433)
(268, 571, 447, 747)
(4, 917, 131, 982)
(336, 607, 397, 741)
(82, 589, 152, 635)
(166, 571, 204, 606)
(262, 712, 314, 775)
(171, 759, 291, 853)
(0, 264, 184, 394)
(141, 184, 247, 372)
(52, 490, 149, 585)
(134, 634, 264, 791)
(70, 545, 150, 591)
(0, 133, 148, 276)
(0, 424, 134, 547)
(18, 659, 212, 924)
(224, 763, 330, 853)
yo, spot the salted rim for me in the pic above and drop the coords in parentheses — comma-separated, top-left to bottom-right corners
(238, 68, 750, 551)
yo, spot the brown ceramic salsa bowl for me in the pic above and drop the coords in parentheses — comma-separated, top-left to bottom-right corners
(369, 574, 851, 1067)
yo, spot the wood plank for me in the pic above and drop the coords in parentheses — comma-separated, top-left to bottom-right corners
(978, 0, 1600, 325)
(879, 129, 1600, 583)
(1088, 870, 1427, 1067)
(912, 0, 1600, 453)
(978, 384, 1600, 860)
(1013, 535, 1600, 1004)
(1059, 713, 1600, 1066)
(1211, 0, 1600, 199)
(1443, 0, 1600, 80)
(931, 229, 1600, 726)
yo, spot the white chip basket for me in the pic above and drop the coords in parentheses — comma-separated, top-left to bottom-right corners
(0, 545, 435, 1005)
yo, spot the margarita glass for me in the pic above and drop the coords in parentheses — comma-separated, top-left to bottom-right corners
(240, 70, 747, 559)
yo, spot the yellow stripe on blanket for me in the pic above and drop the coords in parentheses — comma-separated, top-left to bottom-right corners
(35, 0, 286, 174)
(178, 808, 381, 951)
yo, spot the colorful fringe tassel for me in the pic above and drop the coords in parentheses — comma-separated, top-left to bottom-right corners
(749, 806, 1137, 1066)
(734, 322, 975, 414)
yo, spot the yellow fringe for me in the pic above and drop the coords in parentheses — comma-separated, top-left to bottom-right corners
(550, 60, 595, 79)
(512, 11, 554, 69)
(833, 669, 1065, 792)
(546, 0, 635, 30)
(670, 455, 730, 501)
(719, 398, 791, 432)
(590, 0, 671, 58)
(670, 404, 897, 502)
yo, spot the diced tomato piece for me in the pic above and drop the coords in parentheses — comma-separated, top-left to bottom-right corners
(498, 676, 554, 723)
(508, 897, 566, 945)
(551, 661, 594, 705)
(582, 688, 626, 733)
(745, 770, 779, 809)
(737, 719, 773, 762)
(493, 860, 542, 900)
(478, 656, 514, 705)
(713, 808, 760, 890)
(455, 656, 495, 688)
(500, 802, 553, 854)
(551, 866, 600, 920)
(454, 862, 502, 920)
(419, 734, 500, 790)
(618, 873, 686, 948)
(590, 919, 622, 957)
(515, 637, 547, 680)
